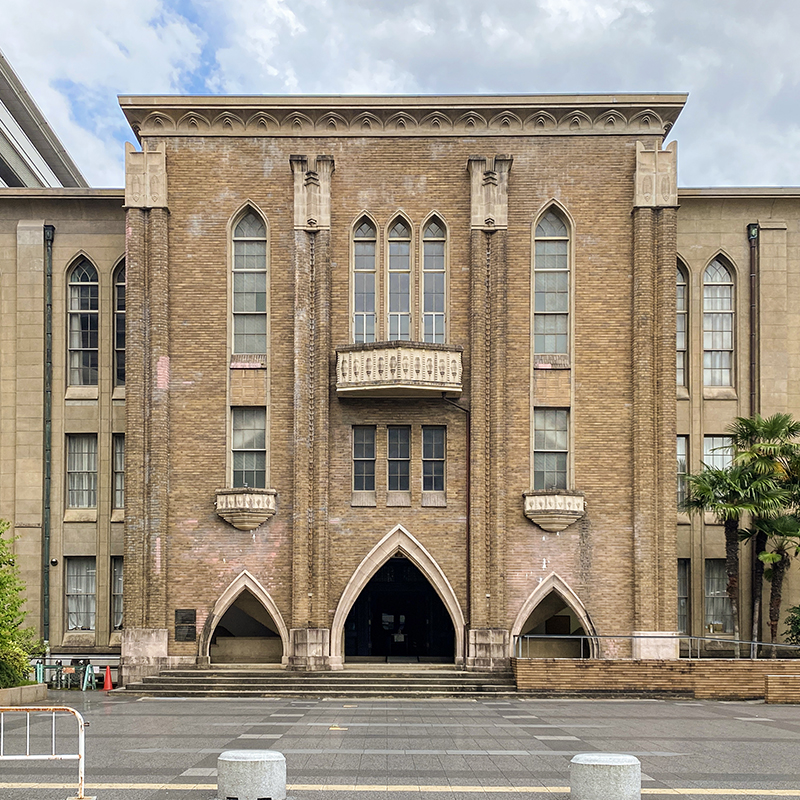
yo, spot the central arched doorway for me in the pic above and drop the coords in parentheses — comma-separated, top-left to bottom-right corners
(345, 555, 455, 662)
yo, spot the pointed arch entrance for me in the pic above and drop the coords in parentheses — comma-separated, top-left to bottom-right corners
(510, 573, 598, 658)
(201, 570, 289, 665)
(330, 526, 465, 668)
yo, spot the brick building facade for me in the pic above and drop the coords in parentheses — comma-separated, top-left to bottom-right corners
(2, 88, 798, 681)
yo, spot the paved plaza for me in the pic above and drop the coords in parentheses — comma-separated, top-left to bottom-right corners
(2, 690, 800, 799)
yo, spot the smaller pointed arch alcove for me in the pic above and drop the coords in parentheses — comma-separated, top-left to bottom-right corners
(202, 571, 288, 665)
(510, 573, 598, 658)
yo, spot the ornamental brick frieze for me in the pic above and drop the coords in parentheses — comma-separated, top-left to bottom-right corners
(523, 490, 586, 532)
(336, 341, 463, 397)
(215, 488, 278, 531)
(119, 95, 686, 139)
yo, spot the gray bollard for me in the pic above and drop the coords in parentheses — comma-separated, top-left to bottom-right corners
(570, 752, 641, 800)
(217, 750, 286, 800)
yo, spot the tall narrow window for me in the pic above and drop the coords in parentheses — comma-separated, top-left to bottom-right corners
(703, 258, 734, 386)
(388, 219, 411, 340)
(678, 559, 690, 634)
(705, 559, 733, 633)
(676, 435, 688, 507)
(114, 262, 126, 385)
(66, 557, 96, 631)
(422, 426, 446, 492)
(353, 426, 376, 491)
(423, 218, 446, 343)
(113, 434, 125, 509)
(534, 209, 569, 355)
(232, 408, 266, 488)
(703, 436, 732, 470)
(677, 265, 687, 386)
(68, 259, 98, 385)
(388, 426, 411, 491)
(67, 434, 97, 508)
(533, 409, 568, 490)
(111, 557, 123, 630)
(353, 219, 376, 343)
(232, 211, 267, 354)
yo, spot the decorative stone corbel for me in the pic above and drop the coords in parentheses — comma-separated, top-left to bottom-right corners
(523, 490, 585, 532)
(290, 154, 334, 229)
(125, 141, 168, 209)
(634, 140, 677, 208)
(467, 154, 513, 229)
(215, 488, 277, 531)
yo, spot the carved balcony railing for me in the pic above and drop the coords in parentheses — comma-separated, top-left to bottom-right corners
(216, 488, 277, 531)
(523, 490, 586, 532)
(336, 341, 463, 397)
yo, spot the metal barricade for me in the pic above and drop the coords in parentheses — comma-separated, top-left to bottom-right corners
(0, 706, 92, 799)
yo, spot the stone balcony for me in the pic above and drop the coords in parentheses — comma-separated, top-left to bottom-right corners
(523, 490, 586, 532)
(215, 488, 277, 531)
(336, 341, 463, 397)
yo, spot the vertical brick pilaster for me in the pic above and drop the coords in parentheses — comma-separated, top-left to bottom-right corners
(291, 229, 312, 628)
(655, 206, 678, 630)
(632, 206, 656, 632)
(124, 207, 147, 628)
(311, 229, 331, 628)
(146, 207, 170, 629)
(469, 228, 489, 629)
(488, 229, 507, 626)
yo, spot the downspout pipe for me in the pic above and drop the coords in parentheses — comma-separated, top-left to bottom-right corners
(747, 222, 760, 658)
(43, 224, 55, 645)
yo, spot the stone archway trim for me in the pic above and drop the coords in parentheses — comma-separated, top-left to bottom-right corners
(329, 524, 466, 669)
(509, 571, 598, 658)
(200, 569, 290, 665)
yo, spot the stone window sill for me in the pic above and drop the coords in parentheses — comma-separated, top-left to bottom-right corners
(111, 508, 124, 523)
(703, 386, 737, 400)
(351, 491, 376, 507)
(63, 508, 97, 523)
(65, 386, 98, 400)
(422, 491, 446, 508)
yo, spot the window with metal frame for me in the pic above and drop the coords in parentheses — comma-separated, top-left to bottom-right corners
(422, 218, 446, 343)
(111, 556, 123, 630)
(533, 209, 569, 355)
(533, 409, 568, 490)
(114, 262, 126, 385)
(422, 426, 446, 492)
(67, 259, 99, 386)
(113, 434, 125, 509)
(232, 210, 268, 354)
(388, 426, 411, 491)
(232, 407, 266, 489)
(353, 219, 377, 343)
(677, 265, 687, 386)
(704, 558, 733, 633)
(388, 219, 411, 340)
(678, 559, 690, 634)
(703, 436, 732, 470)
(66, 557, 96, 631)
(353, 426, 376, 491)
(67, 434, 97, 508)
(677, 435, 688, 507)
(703, 258, 734, 386)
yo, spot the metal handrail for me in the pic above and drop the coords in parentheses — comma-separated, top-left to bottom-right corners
(513, 632, 800, 659)
(0, 706, 90, 799)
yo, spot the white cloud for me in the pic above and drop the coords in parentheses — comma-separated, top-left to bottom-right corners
(3, 0, 800, 186)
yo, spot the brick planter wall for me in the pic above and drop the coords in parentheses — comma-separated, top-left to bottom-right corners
(513, 658, 800, 700)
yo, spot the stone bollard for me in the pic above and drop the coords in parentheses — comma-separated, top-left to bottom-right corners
(217, 750, 286, 800)
(570, 752, 641, 800)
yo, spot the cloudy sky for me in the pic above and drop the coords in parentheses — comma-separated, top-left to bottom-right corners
(3, 0, 800, 188)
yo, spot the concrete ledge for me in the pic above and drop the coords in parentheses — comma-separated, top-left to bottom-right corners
(514, 658, 800, 700)
(0, 683, 47, 705)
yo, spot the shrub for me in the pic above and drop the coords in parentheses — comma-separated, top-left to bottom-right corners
(784, 605, 800, 648)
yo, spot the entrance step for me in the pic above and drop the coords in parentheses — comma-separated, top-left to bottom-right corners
(119, 665, 518, 698)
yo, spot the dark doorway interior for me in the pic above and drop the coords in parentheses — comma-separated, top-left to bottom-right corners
(210, 588, 282, 663)
(345, 555, 454, 662)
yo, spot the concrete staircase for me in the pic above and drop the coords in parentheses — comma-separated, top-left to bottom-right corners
(120, 664, 518, 698)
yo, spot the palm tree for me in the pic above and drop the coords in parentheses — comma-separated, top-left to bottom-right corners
(683, 465, 788, 653)
(728, 414, 800, 654)
(741, 515, 800, 657)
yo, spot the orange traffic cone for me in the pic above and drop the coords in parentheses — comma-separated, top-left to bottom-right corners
(103, 665, 113, 691)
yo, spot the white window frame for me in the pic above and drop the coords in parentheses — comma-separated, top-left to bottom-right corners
(533, 409, 569, 490)
(703, 257, 734, 387)
(232, 208, 268, 355)
(111, 556, 123, 630)
(387, 216, 412, 341)
(232, 407, 267, 489)
(67, 433, 98, 508)
(66, 556, 96, 631)
(421, 215, 447, 343)
(703, 436, 732, 470)
(114, 260, 126, 386)
(677, 435, 688, 507)
(533, 208, 570, 356)
(353, 216, 378, 343)
(677, 264, 687, 387)
(67, 258, 99, 386)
